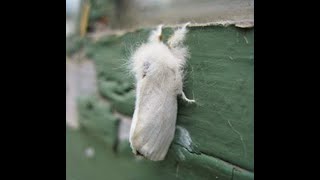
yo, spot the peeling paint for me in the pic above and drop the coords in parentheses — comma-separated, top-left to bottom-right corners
(89, 20, 254, 42)
(235, 21, 254, 28)
(174, 126, 201, 155)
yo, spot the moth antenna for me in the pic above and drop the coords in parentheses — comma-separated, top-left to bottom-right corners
(168, 22, 190, 48)
(148, 24, 163, 42)
(182, 22, 190, 29)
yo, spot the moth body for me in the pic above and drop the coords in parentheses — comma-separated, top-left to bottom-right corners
(129, 23, 194, 161)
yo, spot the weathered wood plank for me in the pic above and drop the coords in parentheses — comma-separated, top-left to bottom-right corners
(84, 25, 253, 170)
(67, 24, 254, 180)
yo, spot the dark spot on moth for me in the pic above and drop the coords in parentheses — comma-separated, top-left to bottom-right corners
(142, 61, 150, 78)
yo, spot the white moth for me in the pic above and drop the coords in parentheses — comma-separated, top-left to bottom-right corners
(129, 23, 195, 161)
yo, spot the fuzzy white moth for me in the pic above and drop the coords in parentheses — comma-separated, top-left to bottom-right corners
(129, 23, 195, 161)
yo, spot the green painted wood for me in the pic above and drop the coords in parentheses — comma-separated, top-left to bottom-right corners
(86, 25, 253, 169)
(177, 26, 254, 171)
(232, 167, 254, 180)
(67, 24, 254, 180)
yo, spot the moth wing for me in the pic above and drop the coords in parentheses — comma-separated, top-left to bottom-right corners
(130, 77, 177, 161)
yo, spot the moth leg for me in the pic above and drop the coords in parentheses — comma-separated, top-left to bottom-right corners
(148, 24, 163, 43)
(175, 70, 195, 103)
(181, 91, 195, 103)
(168, 22, 190, 48)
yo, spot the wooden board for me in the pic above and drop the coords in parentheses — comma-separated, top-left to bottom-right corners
(67, 24, 254, 180)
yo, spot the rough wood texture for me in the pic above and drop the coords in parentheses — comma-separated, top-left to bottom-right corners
(66, 24, 254, 180)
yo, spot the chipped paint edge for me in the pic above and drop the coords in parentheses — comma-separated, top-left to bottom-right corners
(88, 19, 254, 42)
(167, 19, 254, 28)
